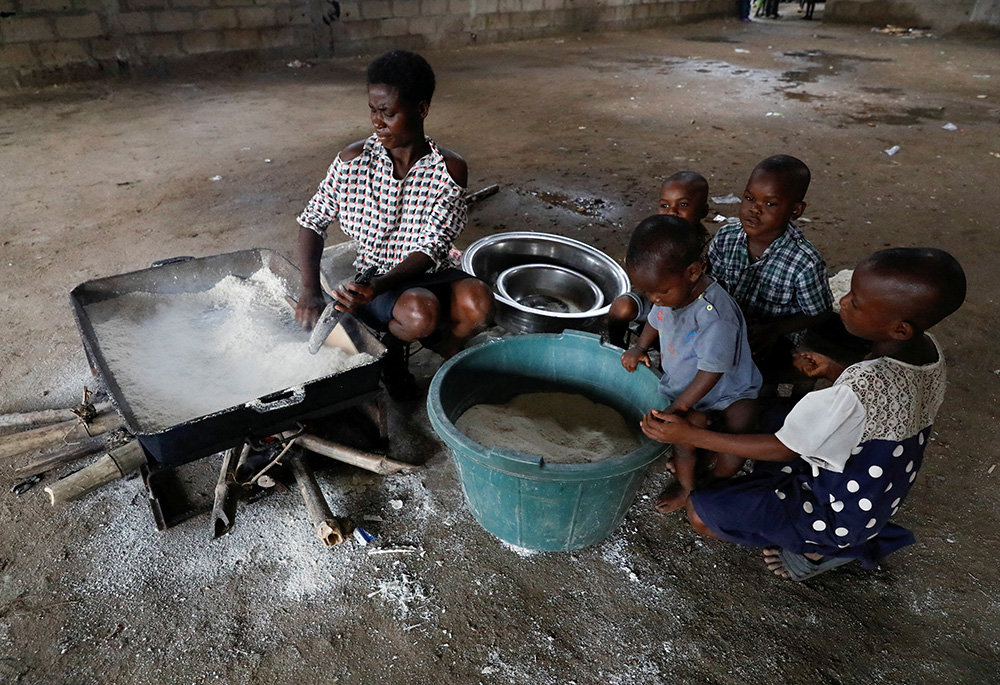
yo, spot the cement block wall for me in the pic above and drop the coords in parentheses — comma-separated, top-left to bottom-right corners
(825, 0, 1000, 33)
(0, 0, 735, 86)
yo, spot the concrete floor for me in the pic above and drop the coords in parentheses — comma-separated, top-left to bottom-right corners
(1, 14, 999, 685)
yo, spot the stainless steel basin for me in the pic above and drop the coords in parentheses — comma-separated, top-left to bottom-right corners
(461, 232, 629, 334)
(496, 264, 604, 314)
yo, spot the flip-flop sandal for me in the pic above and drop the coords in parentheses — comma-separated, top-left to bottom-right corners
(777, 549, 853, 581)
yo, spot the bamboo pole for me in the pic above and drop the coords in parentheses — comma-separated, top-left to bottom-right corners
(292, 433, 421, 476)
(12, 434, 110, 478)
(287, 451, 344, 547)
(0, 401, 112, 431)
(0, 412, 122, 461)
(43, 441, 145, 506)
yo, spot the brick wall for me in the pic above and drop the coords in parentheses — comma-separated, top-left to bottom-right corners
(0, 0, 736, 85)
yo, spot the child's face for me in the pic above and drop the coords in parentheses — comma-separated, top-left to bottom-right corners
(368, 83, 427, 150)
(838, 265, 907, 342)
(658, 182, 709, 225)
(739, 170, 805, 243)
(631, 264, 704, 310)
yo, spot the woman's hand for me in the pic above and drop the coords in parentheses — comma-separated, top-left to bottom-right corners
(295, 288, 327, 331)
(333, 280, 376, 312)
(621, 346, 651, 372)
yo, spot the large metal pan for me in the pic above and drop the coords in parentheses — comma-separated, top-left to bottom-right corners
(70, 248, 385, 466)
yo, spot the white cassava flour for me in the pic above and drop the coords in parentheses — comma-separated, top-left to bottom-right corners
(455, 392, 638, 464)
(85, 268, 372, 431)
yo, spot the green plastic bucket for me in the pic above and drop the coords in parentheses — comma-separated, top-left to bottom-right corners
(427, 330, 667, 551)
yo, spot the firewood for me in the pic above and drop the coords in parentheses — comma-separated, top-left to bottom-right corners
(0, 412, 122, 461)
(43, 441, 145, 506)
(292, 433, 421, 476)
(288, 451, 344, 547)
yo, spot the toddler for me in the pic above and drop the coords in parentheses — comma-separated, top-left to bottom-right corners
(621, 215, 761, 513)
(608, 171, 710, 349)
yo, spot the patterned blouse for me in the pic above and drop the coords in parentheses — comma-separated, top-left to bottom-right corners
(297, 135, 467, 274)
(707, 220, 833, 328)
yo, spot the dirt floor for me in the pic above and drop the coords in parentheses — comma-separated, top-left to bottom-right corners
(2, 7, 1000, 684)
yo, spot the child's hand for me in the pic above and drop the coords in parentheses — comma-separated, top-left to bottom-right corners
(621, 346, 651, 372)
(640, 408, 692, 444)
(792, 350, 845, 381)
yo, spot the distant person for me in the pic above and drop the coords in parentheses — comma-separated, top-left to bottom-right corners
(707, 155, 833, 382)
(763, 0, 780, 18)
(740, 0, 752, 21)
(801, 0, 817, 20)
(295, 50, 494, 401)
(607, 171, 711, 349)
(640, 248, 965, 581)
(620, 216, 761, 514)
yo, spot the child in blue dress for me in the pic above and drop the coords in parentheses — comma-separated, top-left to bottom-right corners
(640, 247, 965, 580)
(621, 215, 762, 514)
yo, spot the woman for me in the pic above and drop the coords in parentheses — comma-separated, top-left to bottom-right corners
(295, 50, 494, 400)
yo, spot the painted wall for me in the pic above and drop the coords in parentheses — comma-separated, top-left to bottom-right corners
(0, 0, 735, 86)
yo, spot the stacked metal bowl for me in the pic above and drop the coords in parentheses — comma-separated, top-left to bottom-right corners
(461, 233, 630, 334)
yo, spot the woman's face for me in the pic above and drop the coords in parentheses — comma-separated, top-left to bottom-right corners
(368, 83, 427, 149)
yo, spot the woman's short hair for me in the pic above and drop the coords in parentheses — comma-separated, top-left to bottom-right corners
(367, 50, 436, 105)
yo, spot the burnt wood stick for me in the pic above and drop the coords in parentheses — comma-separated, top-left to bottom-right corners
(43, 441, 145, 506)
(0, 412, 122, 462)
(292, 433, 421, 476)
(467, 184, 500, 207)
(12, 433, 110, 478)
(0, 401, 112, 431)
(287, 451, 345, 547)
(212, 444, 245, 539)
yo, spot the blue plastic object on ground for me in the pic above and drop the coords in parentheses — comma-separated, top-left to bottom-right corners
(427, 330, 667, 551)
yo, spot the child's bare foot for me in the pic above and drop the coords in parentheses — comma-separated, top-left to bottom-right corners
(654, 482, 690, 513)
(762, 547, 851, 581)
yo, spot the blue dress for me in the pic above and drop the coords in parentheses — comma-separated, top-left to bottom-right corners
(691, 337, 947, 568)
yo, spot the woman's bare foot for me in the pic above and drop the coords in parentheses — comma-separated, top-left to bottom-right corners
(654, 482, 690, 513)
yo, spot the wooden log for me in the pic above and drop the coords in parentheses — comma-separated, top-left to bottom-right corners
(287, 451, 344, 547)
(12, 434, 110, 479)
(0, 401, 112, 431)
(292, 433, 421, 476)
(0, 412, 122, 462)
(44, 441, 145, 506)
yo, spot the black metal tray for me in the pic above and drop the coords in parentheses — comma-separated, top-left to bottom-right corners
(70, 248, 385, 467)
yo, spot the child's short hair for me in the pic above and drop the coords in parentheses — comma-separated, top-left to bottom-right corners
(664, 170, 709, 201)
(864, 247, 966, 331)
(367, 50, 436, 106)
(753, 155, 811, 203)
(626, 215, 706, 275)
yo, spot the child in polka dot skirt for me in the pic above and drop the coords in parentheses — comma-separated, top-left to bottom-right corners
(639, 247, 965, 580)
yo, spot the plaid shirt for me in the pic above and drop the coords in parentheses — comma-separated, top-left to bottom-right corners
(708, 220, 833, 327)
(297, 135, 466, 274)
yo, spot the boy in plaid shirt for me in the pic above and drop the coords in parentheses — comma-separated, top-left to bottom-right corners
(708, 155, 834, 380)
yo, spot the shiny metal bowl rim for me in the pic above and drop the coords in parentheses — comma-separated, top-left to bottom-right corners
(461, 232, 630, 320)
(494, 263, 606, 313)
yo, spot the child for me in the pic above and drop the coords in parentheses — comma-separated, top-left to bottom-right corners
(620, 215, 761, 513)
(608, 171, 711, 349)
(707, 155, 833, 378)
(295, 50, 494, 401)
(640, 248, 965, 581)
